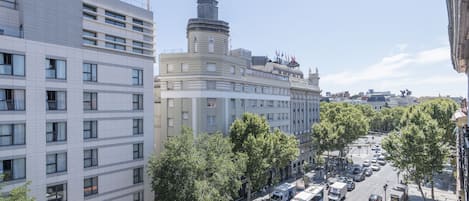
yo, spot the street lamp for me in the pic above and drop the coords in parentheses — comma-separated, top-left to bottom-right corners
(383, 184, 388, 201)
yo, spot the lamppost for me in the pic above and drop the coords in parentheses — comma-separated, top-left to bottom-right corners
(383, 184, 388, 201)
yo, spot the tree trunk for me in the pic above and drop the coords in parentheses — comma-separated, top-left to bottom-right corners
(417, 181, 427, 201)
(430, 178, 435, 201)
(247, 181, 252, 201)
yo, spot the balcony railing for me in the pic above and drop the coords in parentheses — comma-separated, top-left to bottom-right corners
(0, 0, 16, 9)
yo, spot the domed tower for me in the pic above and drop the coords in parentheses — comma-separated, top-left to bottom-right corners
(309, 68, 320, 87)
(187, 0, 230, 55)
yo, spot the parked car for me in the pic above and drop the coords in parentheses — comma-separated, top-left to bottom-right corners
(363, 160, 371, 167)
(371, 164, 380, 171)
(346, 179, 355, 191)
(377, 159, 387, 166)
(364, 167, 373, 176)
(371, 158, 378, 163)
(378, 155, 386, 160)
(353, 171, 366, 182)
(369, 194, 383, 201)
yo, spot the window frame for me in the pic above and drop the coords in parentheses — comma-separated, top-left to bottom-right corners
(83, 63, 97, 82)
(0, 53, 25, 77)
(84, 177, 98, 197)
(46, 122, 67, 143)
(133, 143, 143, 160)
(45, 58, 66, 80)
(132, 94, 144, 110)
(0, 123, 25, 146)
(46, 91, 67, 111)
(84, 149, 98, 168)
(0, 158, 26, 182)
(133, 167, 143, 184)
(46, 183, 67, 201)
(46, 152, 67, 174)
(132, 69, 143, 86)
(83, 120, 98, 139)
(133, 119, 143, 135)
(83, 92, 98, 111)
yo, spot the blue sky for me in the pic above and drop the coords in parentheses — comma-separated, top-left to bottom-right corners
(152, 0, 467, 97)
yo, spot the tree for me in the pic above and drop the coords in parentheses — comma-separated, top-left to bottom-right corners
(383, 107, 449, 201)
(229, 113, 299, 201)
(418, 98, 458, 145)
(148, 128, 245, 201)
(0, 181, 35, 201)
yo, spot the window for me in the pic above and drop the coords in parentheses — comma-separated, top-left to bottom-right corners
(181, 63, 189, 72)
(208, 37, 214, 53)
(46, 91, 66, 111)
(0, 158, 25, 181)
(83, 38, 97, 46)
(167, 82, 174, 90)
(133, 26, 144, 32)
(230, 65, 235, 74)
(207, 98, 216, 108)
(168, 118, 174, 127)
(83, 12, 97, 20)
(84, 177, 98, 197)
(83, 4, 96, 12)
(46, 152, 67, 174)
(83, 63, 97, 82)
(182, 112, 189, 120)
(105, 18, 125, 27)
(105, 10, 125, 21)
(0, 53, 24, 76)
(193, 37, 198, 53)
(0, 89, 24, 111)
(230, 99, 235, 109)
(0, 124, 25, 146)
(84, 149, 98, 168)
(83, 92, 97, 111)
(105, 42, 126, 50)
(132, 69, 143, 85)
(206, 81, 216, 90)
(133, 18, 144, 25)
(47, 183, 67, 201)
(133, 167, 143, 184)
(207, 116, 216, 127)
(82, 30, 96, 38)
(167, 64, 175, 72)
(133, 48, 144, 54)
(133, 143, 143, 159)
(168, 99, 174, 108)
(133, 119, 143, 135)
(207, 63, 216, 72)
(241, 99, 245, 107)
(46, 122, 67, 143)
(46, 59, 66, 80)
(133, 191, 144, 201)
(133, 94, 143, 110)
(105, 34, 125, 44)
(133, 41, 144, 48)
(83, 121, 97, 139)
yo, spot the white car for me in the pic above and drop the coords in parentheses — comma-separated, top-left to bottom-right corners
(371, 158, 377, 163)
(371, 164, 380, 171)
(363, 160, 371, 167)
(378, 160, 386, 166)
(378, 155, 386, 160)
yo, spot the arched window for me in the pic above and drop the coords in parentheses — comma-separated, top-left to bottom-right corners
(193, 37, 198, 53)
(208, 36, 214, 53)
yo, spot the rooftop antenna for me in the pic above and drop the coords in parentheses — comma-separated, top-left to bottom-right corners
(147, 0, 150, 10)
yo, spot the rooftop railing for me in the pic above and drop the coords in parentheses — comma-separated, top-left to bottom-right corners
(0, 0, 16, 9)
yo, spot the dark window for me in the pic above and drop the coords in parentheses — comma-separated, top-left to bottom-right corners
(82, 30, 96, 38)
(83, 92, 97, 111)
(105, 42, 126, 50)
(0, 124, 25, 146)
(105, 18, 125, 28)
(133, 48, 144, 54)
(133, 41, 144, 47)
(0, 89, 24, 111)
(132, 94, 143, 110)
(83, 38, 97, 46)
(133, 26, 144, 32)
(132, 69, 143, 85)
(46, 153, 67, 174)
(133, 167, 143, 184)
(0, 53, 24, 76)
(46, 91, 66, 111)
(83, 121, 97, 139)
(83, 12, 96, 20)
(132, 18, 144, 25)
(105, 35, 125, 43)
(83, 63, 97, 82)
(105, 10, 125, 21)
(84, 177, 98, 197)
(46, 122, 67, 143)
(133, 191, 143, 201)
(83, 4, 96, 12)
(46, 183, 67, 201)
(133, 143, 143, 159)
(133, 119, 143, 135)
(0, 158, 25, 182)
(46, 58, 66, 80)
(84, 149, 98, 168)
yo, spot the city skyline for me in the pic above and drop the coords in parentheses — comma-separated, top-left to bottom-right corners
(153, 0, 466, 97)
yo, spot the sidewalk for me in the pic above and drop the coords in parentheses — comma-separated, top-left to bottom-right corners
(408, 184, 457, 201)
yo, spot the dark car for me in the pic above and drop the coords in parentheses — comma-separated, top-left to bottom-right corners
(353, 170, 366, 182)
(346, 179, 355, 191)
(364, 167, 373, 176)
(369, 194, 383, 201)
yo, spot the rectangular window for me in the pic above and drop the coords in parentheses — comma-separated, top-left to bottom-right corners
(182, 112, 189, 120)
(83, 4, 96, 12)
(168, 118, 174, 127)
(84, 149, 98, 168)
(0, 53, 25, 76)
(207, 98, 216, 108)
(182, 63, 189, 72)
(133, 143, 143, 160)
(0, 158, 25, 182)
(46, 152, 67, 174)
(46, 122, 67, 143)
(133, 41, 144, 48)
(46, 91, 66, 111)
(133, 167, 143, 184)
(105, 18, 125, 28)
(46, 183, 67, 201)
(133, 48, 144, 54)
(46, 58, 66, 80)
(230, 65, 235, 74)
(82, 30, 96, 38)
(207, 115, 216, 127)
(83, 63, 97, 82)
(133, 94, 143, 110)
(84, 177, 98, 197)
(133, 191, 144, 201)
(133, 18, 144, 25)
(206, 81, 216, 90)
(207, 63, 216, 72)
(133, 119, 143, 135)
(83, 12, 97, 20)
(83, 121, 97, 139)
(83, 92, 97, 111)
(0, 124, 25, 146)
(230, 99, 235, 109)
(208, 37, 214, 53)
(105, 10, 126, 21)
(83, 38, 97, 46)
(168, 99, 174, 108)
(105, 34, 125, 44)
(105, 42, 126, 50)
(133, 26, 144, 32)
(0, 89, 24, 111)
(132, 69, 143, 86)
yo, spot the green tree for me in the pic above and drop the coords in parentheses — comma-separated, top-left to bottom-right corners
(0, 181, 35, 201)
(418, 98, 458, 145)
(148, 128, 245, 201)
(229, 113, 299, 201)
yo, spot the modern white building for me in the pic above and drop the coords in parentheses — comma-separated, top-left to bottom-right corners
(155, 0, 320, 181)
(0, 0, 154, 200)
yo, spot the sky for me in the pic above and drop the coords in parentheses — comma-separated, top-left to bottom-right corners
(151, 0, 467, 97)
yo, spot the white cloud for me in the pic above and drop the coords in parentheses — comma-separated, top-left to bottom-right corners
(396, 43, 408, 52)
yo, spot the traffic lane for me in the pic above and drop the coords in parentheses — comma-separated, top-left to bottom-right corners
(344, 163, 398, 201)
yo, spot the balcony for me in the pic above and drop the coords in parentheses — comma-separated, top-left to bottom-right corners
(0, 0, 15, 9)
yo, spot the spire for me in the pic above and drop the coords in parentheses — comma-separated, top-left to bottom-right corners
(197, 0, 219, 20)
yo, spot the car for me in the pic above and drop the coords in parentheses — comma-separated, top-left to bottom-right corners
(364, 167, 373, 176)
(371, 158, 378, 163)
(346, 179, 355, 191)
(371, 164, 380, 171)
(378, 159, 387, 166)
(353, 171, 366, 182)
(378, 155, 386, 160)
(363, 160, 371, 167)
(352, 167, 362, 174)
(369, 194, 383, 201)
